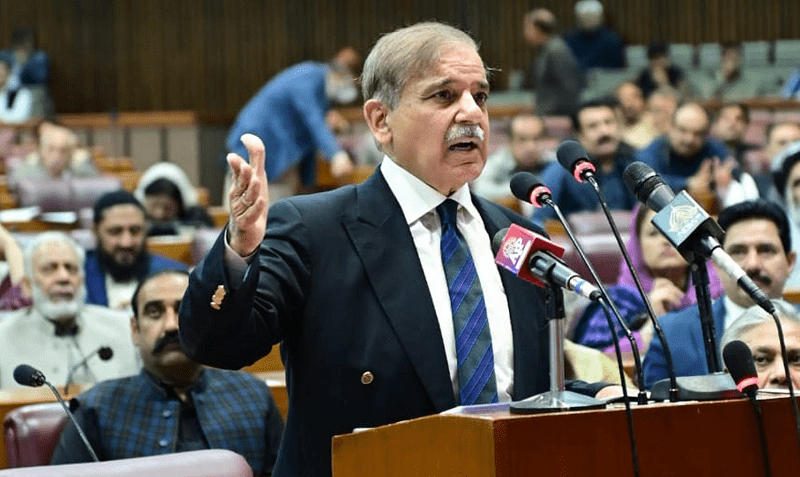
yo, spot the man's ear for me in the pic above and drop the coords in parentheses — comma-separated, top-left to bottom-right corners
(788, 249, 797, 275)
(363, 99, 392, 152)
(21, 276, 31, 298)
(130, 316, 140, 347)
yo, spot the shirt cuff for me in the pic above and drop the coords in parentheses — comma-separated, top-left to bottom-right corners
(223, 227, 258, 287)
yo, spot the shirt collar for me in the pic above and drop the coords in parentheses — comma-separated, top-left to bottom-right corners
(379, 155, 479, 225)
(723, 295, 748, 329)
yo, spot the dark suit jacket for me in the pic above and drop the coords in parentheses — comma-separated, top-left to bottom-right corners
(642, 298, 727, 389)
(179, 171, 602, 477)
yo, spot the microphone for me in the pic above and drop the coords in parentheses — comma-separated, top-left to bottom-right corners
(510, 172, 553, 209)
(723, 340, 759, 398)
(13, 364, 100, 462)
(622, 162, 773, 315)
(492, 225, 601, 301)
(64, 346, 114, 395)
(556, 140, 596, 183)
(722, 340, 773, 477)
(555, 143, 680, 402)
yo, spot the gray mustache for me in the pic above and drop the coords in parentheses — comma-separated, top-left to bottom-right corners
(445, 124, 485, 142)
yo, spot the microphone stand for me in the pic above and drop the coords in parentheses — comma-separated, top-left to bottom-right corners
(44, 379, 99, 462)
(510, 283, 605, 413)
(585, 176, 680, 402)
(546, 198, 648, 405)
(691, 259, 722, 373)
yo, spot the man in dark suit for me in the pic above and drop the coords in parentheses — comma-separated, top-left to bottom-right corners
(643, 200, 796, 388)
(179, 22, 618, 477)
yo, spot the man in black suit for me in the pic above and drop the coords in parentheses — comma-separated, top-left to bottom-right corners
(179, 22, 619, 477)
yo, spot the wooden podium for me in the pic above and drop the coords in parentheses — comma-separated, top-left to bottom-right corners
(332, 396, 800, 476)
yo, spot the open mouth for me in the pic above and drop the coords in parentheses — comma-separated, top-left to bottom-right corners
(449, 140, 479, 151)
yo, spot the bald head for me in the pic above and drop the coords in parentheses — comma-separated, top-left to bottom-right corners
(668, 103, 710, 157)
(524, 9, 557, 47)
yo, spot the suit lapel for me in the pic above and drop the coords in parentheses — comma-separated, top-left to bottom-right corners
(342, 172, 455, 411)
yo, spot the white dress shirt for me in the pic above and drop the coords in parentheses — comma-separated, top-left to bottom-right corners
(380, 156, 514, 403)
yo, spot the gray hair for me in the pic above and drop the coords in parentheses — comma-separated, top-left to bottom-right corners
(24, 232, 86, 278)
(361, 22, 482, 109)
(720, 299, 800, 361)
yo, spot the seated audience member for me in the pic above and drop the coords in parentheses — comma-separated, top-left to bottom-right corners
(523, 8, 584, 115)
(86, 191, 187, 310)
(720, 300, 800, 390)
(637, 102, 759, 210)
(616, 81, 658, 150)
(772, 142, 800, 287)
(700, 43, 768, 101)
(572, 205, 723, 351)
(9, 122, 98, 188)
(646, 87, 679, 138)
(564, 339, 635, 388)
(471, 113, 553, 200)
(563, 0, 625, 71)
(0, 57, 33, 124)
(534, 98, 636, 225)
(643, 200, 795, 388)
(0, 223, 31, 310)
(50, 270, 283, 474)
(635, 41, 689, 99)
(712, 103, 759, 169)
(0, 232, 139, 389)
(134, 162, 214, 234)
(755, 122, 800, 199)
(0, 28, 49, 90)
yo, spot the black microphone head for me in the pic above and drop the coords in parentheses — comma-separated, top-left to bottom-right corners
(492, 228, 510, 255)
(98, 347, 113, 361)
(556, 140, 590, 173)
(723, 340, 759, 398)
(510, 172, 540, 202)
(13, 364, 46, 387)
(623, 161, 675, 211)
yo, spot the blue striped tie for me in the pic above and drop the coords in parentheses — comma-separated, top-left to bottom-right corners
(437, 199, 498, 405)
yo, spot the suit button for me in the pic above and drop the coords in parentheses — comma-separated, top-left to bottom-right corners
(159, 438, 169, 447)
(361, 371, 374, 385)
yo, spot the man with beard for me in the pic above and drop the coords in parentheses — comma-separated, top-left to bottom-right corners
(85, 191, 186, 310)
(533, 97, 637, 225)
(0, 232, 139, 389)
(643, 200, 796, 388)
(50, 270, 283, 474)
(637, 102, 759, 210)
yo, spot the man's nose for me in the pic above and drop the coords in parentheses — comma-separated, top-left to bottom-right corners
(767, 360, 788, 387)
(740, 248, 761, 271)
(164, 306, 179, 331)
(455, 91, 483, 123)
(119, 231, 138, 248)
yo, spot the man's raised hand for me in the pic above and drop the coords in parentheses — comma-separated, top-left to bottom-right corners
(227, 134, 269, 257)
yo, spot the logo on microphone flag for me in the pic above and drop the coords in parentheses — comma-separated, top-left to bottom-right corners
(496, 224, 533, 276)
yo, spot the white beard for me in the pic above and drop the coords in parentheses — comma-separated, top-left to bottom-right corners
(32, 284, 87, 322)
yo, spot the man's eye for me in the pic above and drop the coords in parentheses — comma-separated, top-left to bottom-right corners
(434, 90, 452, 101)
(474, 92, 488, 106)
(753, 354, 770, 366)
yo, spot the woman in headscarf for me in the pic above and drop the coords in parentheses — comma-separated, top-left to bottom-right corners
(572, 204, 724, 352)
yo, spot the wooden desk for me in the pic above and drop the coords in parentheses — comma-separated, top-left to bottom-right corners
(146, 236, 193, 266)
(333, 395, 800, 476)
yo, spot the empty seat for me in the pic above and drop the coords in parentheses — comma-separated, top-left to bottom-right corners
(697, 43, 722, 70)
(559, 233, 627, 285)
(774, 39, 800, 66)
(542, 116, 573, 139)
(669, 43, 696, 70)
(567, 210, 634, 236)
(3, 402, 67, 468)
(15, 176, 122, 212)
(741, 41, 772, 67)
(625, 45, 648, 68)
(0, 449, 254, 477)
